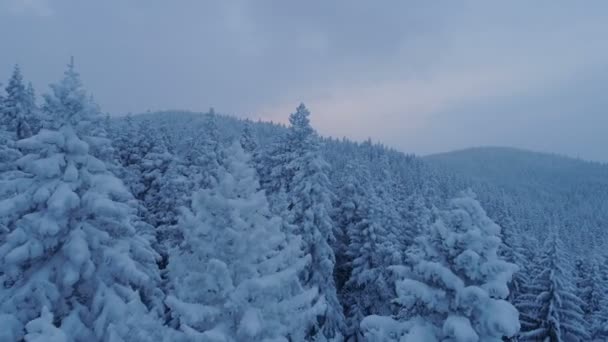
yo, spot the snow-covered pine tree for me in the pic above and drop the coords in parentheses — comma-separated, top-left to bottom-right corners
(137, 130, 173, 226)
(574, 257, 607, 341)
(589, 257, 608, 340)
(518, 231, 589, 342)
(109, 117, 177, 240)
(362, 191, 520, 341)
(398, 192, 431, 256)
(493, 203, 530, 331)
(2, 65, 36, 140)
(333, 160, 364, 295)
(110, 116, 151, 199)
(178, 115, 222, 193)
(25, 81, 40, 133)
(343, 185, 395, 341)
(0, 86, 25, 278)
(166, 141, 324, 341)
(0, 60, 165, 341)
(26, 82, 37, 110)
(574, 257, 595, 335)
(270, 104, 346, 339)
(240, 120, 258, 154)
(151, 157, 190, 248)
(0, 70, 23, 175)
(201, 111, 222, 174)
(371, 154, 401, 251)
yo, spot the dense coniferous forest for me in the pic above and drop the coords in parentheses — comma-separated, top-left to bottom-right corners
(1, 63, 607, 341)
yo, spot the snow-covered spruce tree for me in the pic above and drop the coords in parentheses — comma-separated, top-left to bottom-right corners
(362, 191, 520, 342)
(166, 141, 324, 341)
(0, 96, 25, 280)
(270, 104, 346, 339)
(332, 160, 397, 340)
(256, 118, 298, 208)
(343, 186, 395, 341)
(0, 60, 165, 341)
(398, 192, 431, 253)
(179, 114, 222, 193)
(359, 153, 402, 261)
(137, 131, 174, 227)
(332, 160, 365, 295)
(0, 72, 24, 175)
(0, 69, 40, 279)
(110, 117, 154, 199)
(200, 111, 222, 180)
(129, 119, 159, 199)
(575, 257, 608, 341)
(2, 65, 37, 140)
(108, 117, 181, 244)
(109, 114, 139, 169)
(589, 257, 608, 340)
(150, 157, 190, 248)
(494, 204, 530, 333)
(240, 120, 258, 154)
(518, 231, 589, 342)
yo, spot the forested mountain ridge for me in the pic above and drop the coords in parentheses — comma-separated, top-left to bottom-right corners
(426, 147, 608, 254)
(1, 62, 606, 341)
(426, 146, 608, 190)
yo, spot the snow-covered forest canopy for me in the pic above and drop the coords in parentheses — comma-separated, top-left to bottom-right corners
(1, 62, 608, 342)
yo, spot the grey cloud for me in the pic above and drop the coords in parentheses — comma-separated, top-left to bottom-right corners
(1, 0, 608, 161)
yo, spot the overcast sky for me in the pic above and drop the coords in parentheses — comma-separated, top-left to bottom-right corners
(2, 0, 608, 161)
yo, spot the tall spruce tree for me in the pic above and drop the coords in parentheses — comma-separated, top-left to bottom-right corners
(166, 141, 324, 341)
(0, 60, 164, 341)
(362, 191, 520, 341)
(343, 186, 395, 341)
(589, 257, 608, 340)
(239, 120, 258, 154)
(2, 65, 36, 140)
(518, 231, 589, 342)
(269, 104, 346, 339)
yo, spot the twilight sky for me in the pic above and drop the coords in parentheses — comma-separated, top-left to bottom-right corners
(2, 0, 608, 161)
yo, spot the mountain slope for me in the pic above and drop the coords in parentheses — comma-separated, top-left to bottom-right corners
(425, 147, 608, 254)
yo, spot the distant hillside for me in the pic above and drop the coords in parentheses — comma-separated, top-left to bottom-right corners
(427, 146, 608, 189)
(425, 147, 608, 253)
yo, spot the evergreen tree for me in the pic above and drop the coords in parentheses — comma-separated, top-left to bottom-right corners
(25, 81, 40, 132)
(0, 60, 164, 341)
(495, 205, 530, 333)
(371, 154, 402, 253)
(180, 115, 222, 192)
(398, 192, 431, 253)
(589, 257, 608, 340)
(0, 117, 22, 175)
(138, 130, 173, 227)
(2, 65, 36, 139)
(274, 104, 346, 339)
(519, 232, 589, 342)
(166, 141, 324, 341)
(151, 157, 190, 248)
(343, 186, 394, 341)
(239, 120, 258, 154)
(333, 160, 364, 294)
(575, 258, 607, 340)
(109, 114, 146, 196)
(363, 191, 520, 341)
